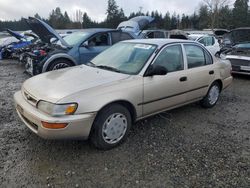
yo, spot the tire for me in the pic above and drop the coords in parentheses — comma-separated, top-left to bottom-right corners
(90, 104, 132, 150)
(200, 82, 221, 108)
(47, 59, 73, 71)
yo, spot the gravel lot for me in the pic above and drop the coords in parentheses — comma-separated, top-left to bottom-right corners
(0, 60, 249, 187)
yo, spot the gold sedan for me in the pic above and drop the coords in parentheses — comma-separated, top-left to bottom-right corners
(14, 39, 233, 150)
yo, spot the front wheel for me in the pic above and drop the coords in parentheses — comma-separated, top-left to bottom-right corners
(200, 82, 221, 108)
(48, 59, 73, 71)
(90, 104, 132, 150)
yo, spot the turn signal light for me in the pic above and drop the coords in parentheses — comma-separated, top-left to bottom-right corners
(41, 121, 68, 129)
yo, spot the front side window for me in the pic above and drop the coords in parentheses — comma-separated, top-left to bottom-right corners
(59, 32, 90, 46)
(91, 42, 157, 75)
(88, 33, 110, 47)
(153, 45, 184, 73)
(184, 44, 208, 68)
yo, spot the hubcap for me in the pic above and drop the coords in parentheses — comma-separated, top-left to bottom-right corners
(102, 113, 127, 144)
(52, 63, 70, 70)
(208, 85, 220, 105)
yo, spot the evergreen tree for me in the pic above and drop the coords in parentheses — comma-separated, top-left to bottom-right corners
(233, 0, 249, 27)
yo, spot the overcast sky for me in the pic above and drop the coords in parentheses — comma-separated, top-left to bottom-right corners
(0, 0, 236, 21)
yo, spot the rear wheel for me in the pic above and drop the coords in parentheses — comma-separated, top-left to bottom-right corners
(201, 82, 221, 108)
(90, 104, 131, 150)
(48, 59, 73, 71)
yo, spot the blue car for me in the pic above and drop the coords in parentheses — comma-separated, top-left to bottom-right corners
(24, 17, 143, 75)
(0, 29, 37, 59)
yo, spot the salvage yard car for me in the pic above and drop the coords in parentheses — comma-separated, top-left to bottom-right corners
(24, 17, 139, 75)
(219, 28, 250, 75)
(14, 39, 233, 150)
(188, 34, 220, 55)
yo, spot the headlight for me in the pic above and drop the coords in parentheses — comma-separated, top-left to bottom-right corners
(37, 101, 78, 116)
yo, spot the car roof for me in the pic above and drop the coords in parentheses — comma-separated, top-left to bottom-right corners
(122, 38, 194, 47)
(73, 28, 139, 38)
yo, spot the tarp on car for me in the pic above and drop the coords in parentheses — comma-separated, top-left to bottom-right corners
(117, 16, 154, 35)
(6, 29, 25, 41)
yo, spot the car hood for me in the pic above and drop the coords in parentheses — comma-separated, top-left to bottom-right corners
(6, 29, 25, 41)
(22, 65, 130, 103)
(214, 29, 229, 36)
(228, 28, 250, 44)
(117, 16, 154, 35)
(24, 17, 69, 47)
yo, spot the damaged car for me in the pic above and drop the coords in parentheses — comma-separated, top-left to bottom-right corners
(14, 39, 232, 149)
(141, 29, 188, 40)
(23, 17, 139, 75)
(219, 28, 250, 75)
(0, 29, 38, 59)
(188, 34, 220, 55)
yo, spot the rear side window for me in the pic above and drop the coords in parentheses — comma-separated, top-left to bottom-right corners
(184, 44, 212, 68)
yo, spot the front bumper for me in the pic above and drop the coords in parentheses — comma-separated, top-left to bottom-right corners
(14, 91, 96, 140)
(227, 55, 250, 75)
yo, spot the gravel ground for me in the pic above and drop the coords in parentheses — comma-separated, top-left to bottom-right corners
(0, 60, 249, 188)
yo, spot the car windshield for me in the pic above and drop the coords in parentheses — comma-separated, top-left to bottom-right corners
(91, 42, 157, 75)
(235, 43, 250, 48)
(59, 32, 90, 46)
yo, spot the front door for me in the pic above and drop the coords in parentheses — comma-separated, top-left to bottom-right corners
(79, 32, 111, 64)
(142, 44, 189, 116)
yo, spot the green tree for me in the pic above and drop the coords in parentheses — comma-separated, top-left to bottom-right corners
(163, 12, 171, 30)
(233, 0, 249, 27)
(106, 0, 126, 28)
(34, 13, 42, 20)
(218, 5, 233, 29)
(198, 5, 210, 29)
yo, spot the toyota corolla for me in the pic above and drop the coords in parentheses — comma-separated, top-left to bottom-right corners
(14, 39, 233, 149)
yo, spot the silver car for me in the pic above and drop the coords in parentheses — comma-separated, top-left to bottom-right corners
(14, 39, 233, 149)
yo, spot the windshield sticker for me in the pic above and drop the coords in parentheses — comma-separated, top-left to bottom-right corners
(134, 44, 152, 50)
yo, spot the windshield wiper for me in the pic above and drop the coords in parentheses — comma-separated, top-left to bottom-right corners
(96, 65, 121, 73)
(86, 61, 96, 67)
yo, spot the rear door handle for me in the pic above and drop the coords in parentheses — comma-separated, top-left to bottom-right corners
(179, 76, 187, 82)
(209, 70, 214, 75)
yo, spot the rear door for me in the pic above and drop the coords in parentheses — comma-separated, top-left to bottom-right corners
(183, 44, 215, 101)
(142, 44, 189, 116)
(79, 32, 111, 63)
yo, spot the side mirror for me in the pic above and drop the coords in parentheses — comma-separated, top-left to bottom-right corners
(145, 65, 168, 77)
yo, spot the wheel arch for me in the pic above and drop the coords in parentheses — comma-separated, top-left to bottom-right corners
(96, 100, 137, 123)
(42, 53, 77, 72)
(212, 79, 223, 92)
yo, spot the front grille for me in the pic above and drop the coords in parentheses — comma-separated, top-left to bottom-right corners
(229, 59, 250, 66)
(23, 90, 38, 106)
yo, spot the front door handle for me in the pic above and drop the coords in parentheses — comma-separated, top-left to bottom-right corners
(209, 70, 214, 75)
(179, 76, 187, 82)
